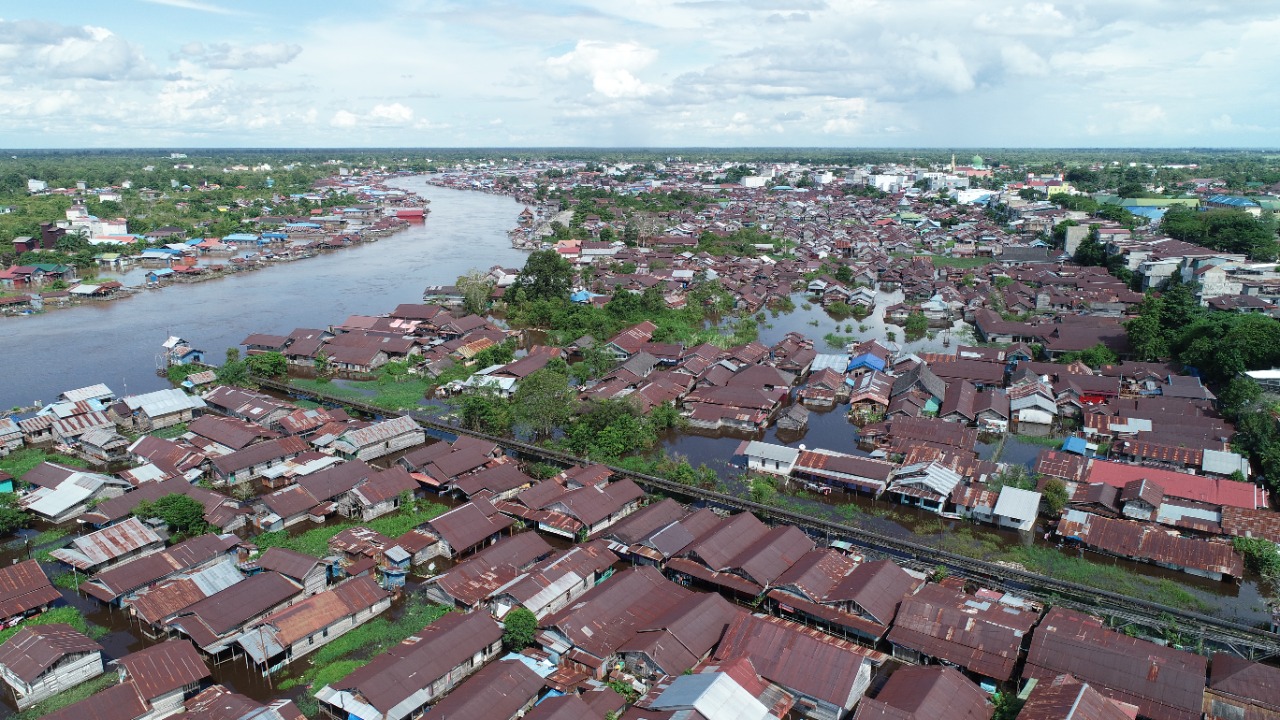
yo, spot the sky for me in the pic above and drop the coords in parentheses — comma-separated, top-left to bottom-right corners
(0, 0, 1277, 148)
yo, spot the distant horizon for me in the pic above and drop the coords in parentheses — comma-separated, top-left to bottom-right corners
(3, 146, 1279, 154)
(2, 2, 1278, 148)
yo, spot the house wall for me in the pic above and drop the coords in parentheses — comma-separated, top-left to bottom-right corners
(145, 408, 198, 431)
(283, 596, 392, 666)
(300, 567, 328, 596)
(3, 651, 103, 709)
(140, 685, 189, 720)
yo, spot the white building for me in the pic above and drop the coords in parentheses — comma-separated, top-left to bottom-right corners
(993, 487, 1041, 532)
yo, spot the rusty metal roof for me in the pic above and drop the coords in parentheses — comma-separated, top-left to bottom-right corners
(888, 582, 1039, 682)
(332, 611, 502, 715)
(855, 665, 991, 720)
(50, 517, 164, 571)
(116, 638, 211, 700)
(1025, 608, 1207, 720)
(1017, 674, 1135, 720)
(0, 559, 59, 619)
(715, 613, 886, 710)
(253, 576, 386, 647)
(41, 679, 147, 720)
(1058, 512, 1243, 578)
(0, 623, 101, 684)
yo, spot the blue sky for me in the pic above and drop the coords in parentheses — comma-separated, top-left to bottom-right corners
(1, 0, 1277, 148)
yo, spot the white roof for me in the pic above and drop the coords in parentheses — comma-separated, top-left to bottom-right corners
(60, 383, 114, 403)
(810, 354, 850, 372)
(652, 672, 775, 720)
(1202, 448, 1249, 477)
(123, 388, 207, 417)
(743, 441, 800, 465)
(22, 472, 112, 517)
(994, 486, 1042, 522)
(891, 462, 963, 496)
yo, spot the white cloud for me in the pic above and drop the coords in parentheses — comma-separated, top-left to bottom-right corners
(180, 41, 302, 69)
(546, 40, 660, 99)
(1, 1, 1279, 146)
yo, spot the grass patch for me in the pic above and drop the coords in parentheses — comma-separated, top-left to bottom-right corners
(0, 448, 88, 482)
(823, 333, 857, 349)
(293, 399, 322, 409)
(0, 606, 106, 647)
(1010, 546, 1213, 613)
(291, 371, 436, 412)
(29, 528, 68, 546)
(252, 503, 448, 557)
(1008, 433, 1065, 447)
(15, 671, 116, 720)
(52, 571, 83, 590)
(278, 600, 451, 692)
(149, 422, 189, 439)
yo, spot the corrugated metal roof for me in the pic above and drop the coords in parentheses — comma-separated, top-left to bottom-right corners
(122, 388, 207, 418)
(0, 623, 102, 684)
(117, 638, 210, 700)
(50, 517, 163, 570)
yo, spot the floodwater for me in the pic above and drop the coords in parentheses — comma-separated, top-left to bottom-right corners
(0, 174, 1271, 709)
(0, 175, 527, 411)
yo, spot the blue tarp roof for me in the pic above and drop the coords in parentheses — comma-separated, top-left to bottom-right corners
(848, 353, 887, 372)
(1207, 195, 1259, 207)
(570, 290, 592, 303)
(1120, 206, 1168, 221)
(1062, 436, 1088, 455)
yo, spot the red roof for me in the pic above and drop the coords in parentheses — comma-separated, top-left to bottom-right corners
(1086, 460, 1266, 510)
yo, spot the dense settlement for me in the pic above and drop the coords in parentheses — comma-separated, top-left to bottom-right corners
(2, 154, 1280, 720)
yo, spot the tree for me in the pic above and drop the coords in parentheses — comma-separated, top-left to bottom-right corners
(133, 493, 209, 537)
(511, 368, 577, 439)
(456, 269, 495, 316)
(904, 312, 928, 340)
(1218, 377, 1262, 420)
(216, 358, 248, 386)
(1060, 343, 1117, 369)
(1073, 229, 1107, 267)
(313, 350, 333, 379)
(502, 607, 538, 649)
(245, 351, 287, 378)
(458, 388, 513, 435)
(622, 222, 640, 246)
(1042, 478, 1069, 516)
(510, 249, 575, 303)
(0, 494, 29, 536)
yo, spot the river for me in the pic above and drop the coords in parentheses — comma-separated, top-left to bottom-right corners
(0, 177, 527, 410)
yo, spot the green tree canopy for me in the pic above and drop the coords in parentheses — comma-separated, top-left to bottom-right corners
(0, 494, 29, 536)
(456, 269, 495, 316)
(502, 607, 538, 649)
(511, 368, 577, 439)
(510, 249, 575, 302)
(245, 351, 287, 378)
(133, 494, 209, 537)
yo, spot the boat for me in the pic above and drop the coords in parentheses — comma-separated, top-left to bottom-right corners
(395, 207, 427, 219)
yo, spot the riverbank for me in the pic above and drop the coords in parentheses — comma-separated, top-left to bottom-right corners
(0, 176, 527, 411)
(1, 217, 419, 321)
